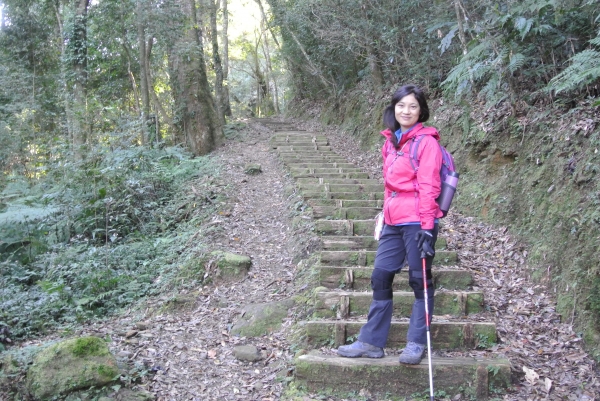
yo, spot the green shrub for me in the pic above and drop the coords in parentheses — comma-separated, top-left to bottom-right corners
(0, 144, 224, 340)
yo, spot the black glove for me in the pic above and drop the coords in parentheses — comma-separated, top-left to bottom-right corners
(415, 229, 435, 258)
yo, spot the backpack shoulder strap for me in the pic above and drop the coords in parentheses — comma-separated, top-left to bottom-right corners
(409, 134, 451, 172)
(408, 135, 427, 171)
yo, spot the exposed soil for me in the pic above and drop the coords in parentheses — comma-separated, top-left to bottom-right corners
(5, 117, 599, 401)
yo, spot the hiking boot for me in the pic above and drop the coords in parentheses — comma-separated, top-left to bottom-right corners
(337, 341, 384, 358)
(398, 341, 425, 364)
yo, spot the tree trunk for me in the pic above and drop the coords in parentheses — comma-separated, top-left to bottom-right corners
(145, 37, 174, 135)
(360, 1, 384, 95)
(221, 0, 232, 117)
(251, 38, 274, 116)
(287, 29, 333, 93)
(120, 42, 141, 115)
(454, 0, 468, 56)
(256, 0, 279, 114)
(254, 0, 280, 49)
(209, 0, 225, 125)
(54, 1, 72, 145)
(136, 0, 150, 144)
(366, 42, 384, 95)
(168, 0, 222, 156)
(70, 0, 90, 158)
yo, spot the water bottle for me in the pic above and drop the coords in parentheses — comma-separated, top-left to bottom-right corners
(437, 171, 459, 217)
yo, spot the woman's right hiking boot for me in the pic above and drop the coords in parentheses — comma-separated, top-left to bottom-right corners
(337, 340, 384, 358)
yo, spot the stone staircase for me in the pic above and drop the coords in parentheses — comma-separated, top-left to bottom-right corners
(261, 119, 511, 399)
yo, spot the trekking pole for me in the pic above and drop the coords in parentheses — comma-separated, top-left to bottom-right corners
(421, 251, 435, 401)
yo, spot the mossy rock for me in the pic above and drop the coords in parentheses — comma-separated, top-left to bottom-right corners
(231, 299, 295, 337)
(210, 251, 252, 280)
(65, 388, 155, 401)
(0, 352, 21, 391)
(26, 336, 119, 400)
(244, 163, 262, 175)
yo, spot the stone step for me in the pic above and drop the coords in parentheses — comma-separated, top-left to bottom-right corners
(318, 266, 471, 291)
(281, 162, 356, 169)
(315, 219, 453, 237)
(320, 236, 448, 250)
(271, 136, 323, 141)
(277, 149, 340, 158)
(297, 183, 383, 193)
(302, 320, 496, 349)
(296, 177, 381, 186)
(258, 119, 298, 125)
(308, 199, 383, 208)
(301, 191, 384, 201)
(320, 236, 379, 250)
(269, 130, 328, 139)
(262, 126, 301, 131)
(278, 152, 343, 160)
(290, 170, 370, 179)
(290, 167, 368, 176)
(273, 142, 329, 149)
(294, 354, 510, 399)
(315, 219, 377, 236)
(275, 145, 333, 152)
(311, 206, 380, 220)
(271, 138, 328, 146)
(313, 289, 484, 318)
(319, 250, 458, 266)
(278, 153, 347, 161)
(269, 131, 317, 137)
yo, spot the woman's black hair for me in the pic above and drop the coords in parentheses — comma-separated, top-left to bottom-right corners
(383, 84, 430, 148)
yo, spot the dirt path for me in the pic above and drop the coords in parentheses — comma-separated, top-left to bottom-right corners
(96, 120, 311, 400)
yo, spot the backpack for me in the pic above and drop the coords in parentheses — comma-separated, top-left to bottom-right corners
(407, 135, 459, 217)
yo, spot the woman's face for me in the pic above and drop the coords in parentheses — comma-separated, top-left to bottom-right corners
(394, 93, 421, 131)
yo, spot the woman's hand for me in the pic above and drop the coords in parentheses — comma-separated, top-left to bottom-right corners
(415, 230, 435, 258)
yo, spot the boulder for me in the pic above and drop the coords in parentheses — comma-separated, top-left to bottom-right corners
(26, 336, 119, 400)
(233, 345, 263, 362)
(244, 164, 262, 175)
(231, 299, 295, 337)
(210, 251, 252, 280)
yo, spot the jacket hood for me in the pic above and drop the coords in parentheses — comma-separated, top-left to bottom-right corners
(380, 123, 440, 142)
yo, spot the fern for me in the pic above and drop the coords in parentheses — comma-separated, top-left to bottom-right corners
(479, 75, 508, 107)
(492, 46, 511, 68)
(508, 53, 527, 73)
(439, 27, 458, 55)
(547, 49, 600, 94)
(515, 17, 534, 40)
(442, 38, 497, 97)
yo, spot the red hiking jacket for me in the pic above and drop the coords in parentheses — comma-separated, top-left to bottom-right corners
(380, 123, 443, 230)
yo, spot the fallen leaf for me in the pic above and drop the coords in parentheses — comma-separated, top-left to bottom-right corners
(545, 377, 553, 393)
(523, 366, 539, 385)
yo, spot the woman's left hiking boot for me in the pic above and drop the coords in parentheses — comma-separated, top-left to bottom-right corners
(337, 340, 384, 358)
(398, 341, 425, 364)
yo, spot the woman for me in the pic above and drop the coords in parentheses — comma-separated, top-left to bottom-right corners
(337, 84, 442, 364)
